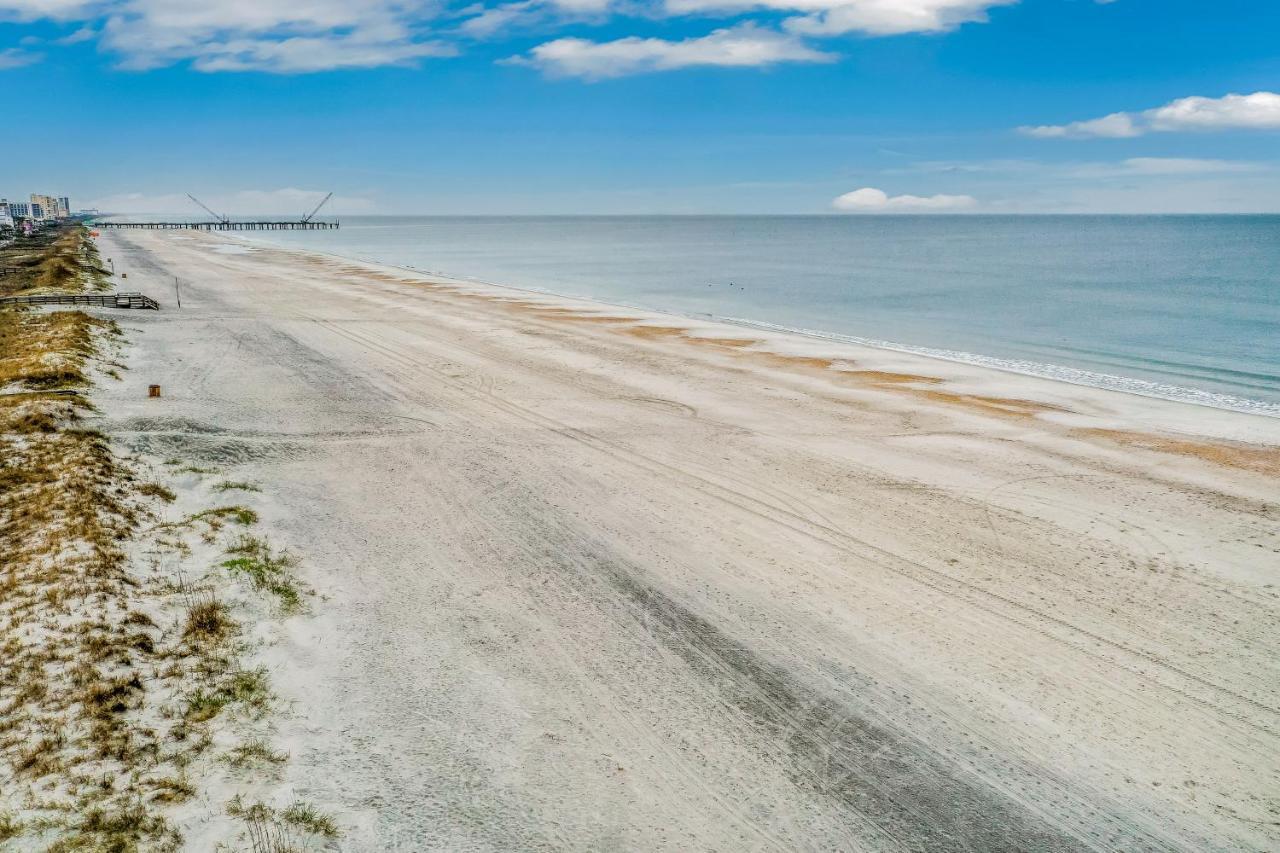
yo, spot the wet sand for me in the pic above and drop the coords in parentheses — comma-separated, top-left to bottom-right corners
(93, 229, 1280, 851)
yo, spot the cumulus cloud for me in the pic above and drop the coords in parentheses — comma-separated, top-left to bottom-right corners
(1020, 91, 1280, 138)
(101, 0, 457, 72)
(787, 0, 1017, 37)
(0, 0, 458, 72)
(832, 187, 976, 211)
(660, 0, 1018, 37)
(1020, 111, 1138, 139)
(4, 0, 1029, 73)
(511, 24, 835, 80)
(458, 0, 613, 40)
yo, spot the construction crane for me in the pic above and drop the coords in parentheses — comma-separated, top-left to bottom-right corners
(187, 194, 228, 224)
(301, 192, 333, 224)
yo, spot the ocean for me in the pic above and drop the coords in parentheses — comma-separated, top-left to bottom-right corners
(237, 215, 1279, 416)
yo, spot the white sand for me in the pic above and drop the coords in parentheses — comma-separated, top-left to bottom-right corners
(91, 229, 1280, 851)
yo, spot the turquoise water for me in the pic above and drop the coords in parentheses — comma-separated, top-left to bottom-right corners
(238, 215, 1279, 415)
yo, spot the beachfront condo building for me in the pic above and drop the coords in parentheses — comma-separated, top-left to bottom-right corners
(31, 194, 61, 222)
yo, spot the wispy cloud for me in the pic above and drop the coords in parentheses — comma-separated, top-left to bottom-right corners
(900, 157, 1270, 178)
(0, 0, 100, 21)
(0, 47, 42, 69)
(1019, 91, 1280, 138)
(832, 186, 976, 211)
(87, 188, 376, 215)
(95, 0, 454, 73)
(1106, 157, 1265, 176)
(56, 26, 99, 44)
(509, 24, 835, 80)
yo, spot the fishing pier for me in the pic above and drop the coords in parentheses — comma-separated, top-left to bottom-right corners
(94, 220, 338, 231)
(92, 192, 339, 232)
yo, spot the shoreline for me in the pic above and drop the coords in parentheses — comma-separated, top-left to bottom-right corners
(86, 227, 1280, 849)
(221, 230, 1280, 447)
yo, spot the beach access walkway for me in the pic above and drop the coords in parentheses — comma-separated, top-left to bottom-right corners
(0, 291, 159, 309)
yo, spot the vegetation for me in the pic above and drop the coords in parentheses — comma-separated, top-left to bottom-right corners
(213, 479, 262, 492)
(222, 534, 306, 611)
(227, 796, 340, 853)
(0, 223, 111, 297)
(0, 225, 334, 849)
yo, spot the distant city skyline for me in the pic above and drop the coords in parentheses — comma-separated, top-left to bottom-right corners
(0, 193, 71, 225)
(1, 0, 1277, 214)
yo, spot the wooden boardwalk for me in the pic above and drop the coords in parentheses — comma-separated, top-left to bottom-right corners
(0, 292, 160, 309)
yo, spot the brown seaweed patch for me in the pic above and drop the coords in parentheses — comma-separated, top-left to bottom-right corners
(920, 390, 1065, 419)
(699, 337, 758, 349)
(1078, 428, 1280, 477)
(757, 352, 835, 370)
(622, 325, 691, 340)
(843, 370, 944, 386)
(834, 371, 947, 386)
(528, 308, 638, 324)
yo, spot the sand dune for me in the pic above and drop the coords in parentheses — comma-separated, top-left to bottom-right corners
(93, 229, 1280, 851)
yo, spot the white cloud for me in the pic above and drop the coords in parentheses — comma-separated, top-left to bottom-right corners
(1020, 91, 1280, 138)
(789, 0, 1017, 36)
(1116, 157, 1263, 176)
(0, 47, 42, 68)
(511, 24, 835, 79)
(2, 0, 1026, 73)
(898, 157, 1270, 179)
(459, 2, 540, 38)
(1020, 111, 1138, 139)
(660, 0, 1018, 37)
(832, 186, 976, 211)
(56, 25, 98, 44)
(102, 0, 455, 73)
(456, 0, 612, 40)
(0, 0, 100, 21)
(0, 0, 453, 73)
(1146, 92, 1280, 132)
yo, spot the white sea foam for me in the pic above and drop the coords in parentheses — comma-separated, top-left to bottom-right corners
(721, 317, 1280, 419)
(231, 215, 1280, 420)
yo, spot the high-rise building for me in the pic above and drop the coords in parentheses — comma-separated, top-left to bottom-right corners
(31, 194, 60, 222)
(6, 201, 31, 218)
(58, 197, 70, 217)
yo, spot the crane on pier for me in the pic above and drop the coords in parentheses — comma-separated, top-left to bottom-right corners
(187, 194, 228, 225)
(301, 192, 334, 224)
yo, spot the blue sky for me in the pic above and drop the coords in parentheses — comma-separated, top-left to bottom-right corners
(2, 0, 1278, 214)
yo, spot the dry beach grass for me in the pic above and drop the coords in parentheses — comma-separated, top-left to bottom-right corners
(0, 226, 335, 851)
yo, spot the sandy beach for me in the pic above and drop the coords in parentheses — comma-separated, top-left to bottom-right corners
(89, 228, 1279, 850)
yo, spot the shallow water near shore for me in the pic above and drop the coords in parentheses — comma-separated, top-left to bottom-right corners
(228, 214, 1280, 415)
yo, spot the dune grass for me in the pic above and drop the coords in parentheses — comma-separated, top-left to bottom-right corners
(0, 224, 111, 297)
(0, 228, 334, 849)
(222, 534, 306, 612)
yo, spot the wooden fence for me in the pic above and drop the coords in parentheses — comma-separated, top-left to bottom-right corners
(0, 292, 160, 309)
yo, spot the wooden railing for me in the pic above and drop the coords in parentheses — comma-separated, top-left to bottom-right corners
(0, 292, 160, 309)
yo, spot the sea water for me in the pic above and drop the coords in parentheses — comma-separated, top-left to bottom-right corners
(238, 215, 1279, 416)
